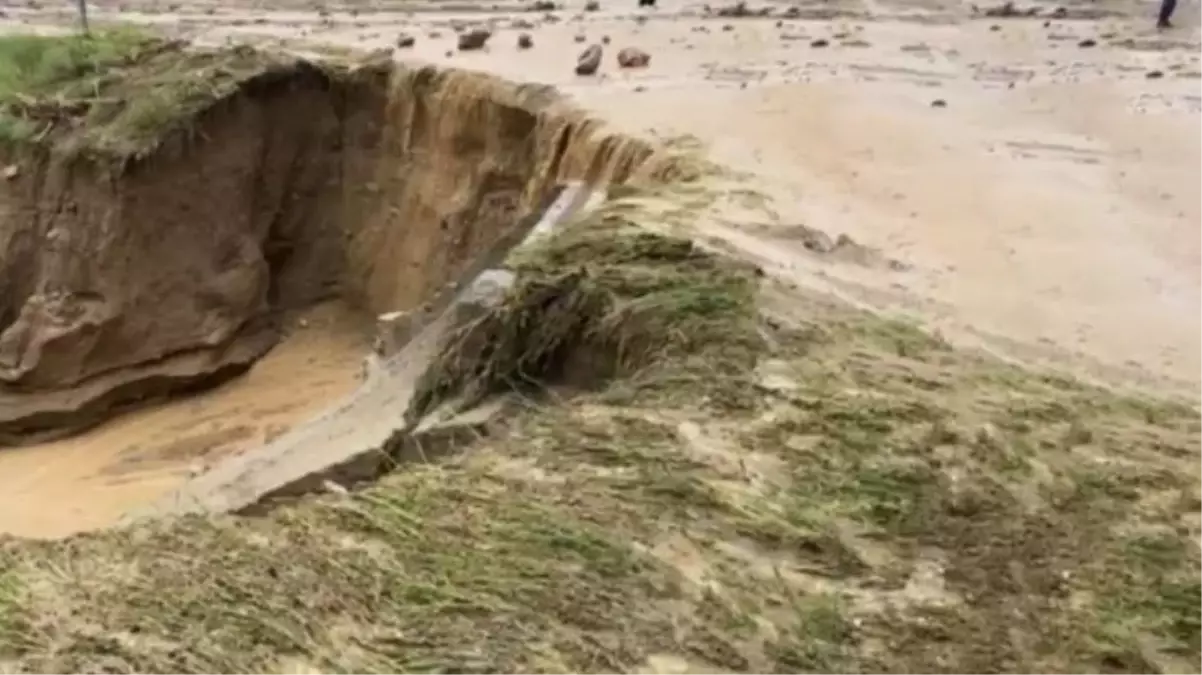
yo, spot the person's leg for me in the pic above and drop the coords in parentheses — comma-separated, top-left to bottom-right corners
(1158, 0, 1177, 28)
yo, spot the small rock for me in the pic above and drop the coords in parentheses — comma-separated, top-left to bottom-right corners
(1146, 69, 1164, 79)
(716, 1, 752, 17)
(810, 38, 829, 48)
(617, 46, 651, 68)
(512, 18, 535, 28)
(1077, 38, 1097, 48)
(989, 24, 1000, 31)
(638, 0, 655, 6)
(585, 0, 600, 9)
(322, 480, 349, 495)
(396, 33, 416, 48)
(722, 24, 734, 31)
(458, 28, 492, 51)
(2, 165, 18, 180)
(574, 33, 586, 43)
(576, 44, 603, 75)
(518, 33, 534, 49)
(930, 98, 948, 108)
(602, 35, 611, 44)
(530, 0, 557, 9)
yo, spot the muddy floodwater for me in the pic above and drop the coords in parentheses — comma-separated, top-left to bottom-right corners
(0, 303, 371, 538)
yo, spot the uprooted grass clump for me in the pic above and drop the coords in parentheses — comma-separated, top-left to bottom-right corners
(411, 208, 765, 417)
(0, 29, 300, 158)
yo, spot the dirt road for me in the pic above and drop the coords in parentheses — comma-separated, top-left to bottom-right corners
(0, 0, 1196, 537)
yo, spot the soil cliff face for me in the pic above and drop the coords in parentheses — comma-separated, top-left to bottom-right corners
(0, 55, 663, 445)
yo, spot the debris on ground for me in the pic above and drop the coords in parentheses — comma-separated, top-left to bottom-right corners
(617, 46, 651, 68)
(457, 28, 492, 51)
(576, 44, 603, 75)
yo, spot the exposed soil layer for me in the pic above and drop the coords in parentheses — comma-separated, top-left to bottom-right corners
(0, 37, 667, 445)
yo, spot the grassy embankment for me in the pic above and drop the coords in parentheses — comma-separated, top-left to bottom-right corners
(0, 28, 285, 156)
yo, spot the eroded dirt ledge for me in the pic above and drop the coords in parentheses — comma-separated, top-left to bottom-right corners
(0, 40, 671, 445)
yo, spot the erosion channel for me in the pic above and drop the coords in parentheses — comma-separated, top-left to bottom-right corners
(0, 40, 664, 537)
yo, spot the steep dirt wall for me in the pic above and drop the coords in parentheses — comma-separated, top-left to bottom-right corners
(0, 57, 664, 445)
(336, 65, 661, 316)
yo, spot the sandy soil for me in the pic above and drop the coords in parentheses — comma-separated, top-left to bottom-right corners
(0, 0, 1196, 536)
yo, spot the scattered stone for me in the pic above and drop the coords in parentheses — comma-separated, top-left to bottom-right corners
(930, 98, 948, 108)
(3, 164, 18, 180)
(1146, 69, 1164, 79)
(575, 33, 586, 43)
(638, 0, 656, 7)
(602, 35, 611, 44)
(981, 2, 1037, 17)
(617, 46, 651, 68)
(810, 38, 829, 48)
(722, 24, 734, 31)
(429, 30, 442, 38)
(784, 6, 801, 17)
(530, 0, 557, 9)
(457, 28, 492, 51)
(989, 24, 1001, 31)
(518, 33, 534, 49)
(445, 50, 454, 57)
(396, 33, 416, 48)
(1077, 38, 1097, 48)
(585, 0, 600, 9)
(512, 18, 535, 28)
(322, 480, 349, 496)
(576, 44, 603, 75)
(715, 1, 751, 17)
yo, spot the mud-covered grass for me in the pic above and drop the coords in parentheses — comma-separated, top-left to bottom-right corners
(0, 30, 293, 157)
(0, 191, 1198, 673)
(412, 203, 764, 417)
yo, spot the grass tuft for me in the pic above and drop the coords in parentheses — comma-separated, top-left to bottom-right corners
(0, 30, 300, 159)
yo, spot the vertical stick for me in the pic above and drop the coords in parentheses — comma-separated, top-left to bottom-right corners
(76, 0, 90, 35)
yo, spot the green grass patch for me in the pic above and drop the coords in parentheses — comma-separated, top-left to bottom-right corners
(0, 29, 297, 158)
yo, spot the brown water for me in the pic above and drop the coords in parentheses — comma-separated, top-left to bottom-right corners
(0, 302, 371, 538)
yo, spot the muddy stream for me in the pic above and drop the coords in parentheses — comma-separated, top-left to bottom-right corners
(0, 303, 371, 538)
